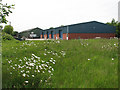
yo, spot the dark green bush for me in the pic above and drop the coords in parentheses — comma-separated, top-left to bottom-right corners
(2, 32, 14, 41)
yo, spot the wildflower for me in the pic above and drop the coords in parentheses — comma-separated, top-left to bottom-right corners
(26, 62, 28, 65)
(44, 53, 47, 55)
(42, 71, 45, 73)
(52, 68, 54, 71)
(48, 70, 51, 73)
(32, 54, 35, 56)
(26, 66, 29, 69)
(42, 60, 45, 63)
(26, 71, 29, 73)
(112, 58, 114, 60)
(29, 63, 34, 66)
(50, 60, 52, 62)
(29, 67, 31, 69)
(114, 44, 116, 46)
(19, 59, 22, 62)
(36, 66, 38, 69)
(45, 64, 48, 67)
(32, 75, 35, 77)
(25, 81, 28, 83)
(49, 66, 52, 69)
(53, 62, 55, 64)
(38, 70, 40, 72)
(21, 70, 24, 73)
(33, 60, 36, 63)
(13, 67, 15, 69)
(46, 62, 49, 64)
(45, 80, 47, 82)
(23, 73, 26, 77)
(88, 59, 91, 60)
(27, 75, 29, 77)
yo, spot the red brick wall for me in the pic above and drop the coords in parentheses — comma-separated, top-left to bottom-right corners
(68, 33, 115, 39)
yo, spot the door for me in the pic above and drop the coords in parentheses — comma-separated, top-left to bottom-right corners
(42, 32, 44, 38)
(47, 31, 49, 39)
(59, 30, 63, 39)
(51, 31, 53, 39)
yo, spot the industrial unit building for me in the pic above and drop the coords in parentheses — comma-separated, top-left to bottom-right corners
(20, 21, 116, 40)
(19, 27, 43, 38)
(40, 21, 116, 40)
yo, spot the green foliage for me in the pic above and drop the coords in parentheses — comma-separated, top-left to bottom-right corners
(116, 23, 120, 38)
(3, 25, 13, 35)
(106, 18, 118, 27)
(49, 27, 54, 29)
(106, 19, 120, 37)
(12, 31, 18, 36)
(0, 2, 15, 24)
(2, 32, 14, 40)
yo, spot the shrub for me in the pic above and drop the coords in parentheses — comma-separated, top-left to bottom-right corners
(2, 32, 14, 41)
(3, 25, 13, 35)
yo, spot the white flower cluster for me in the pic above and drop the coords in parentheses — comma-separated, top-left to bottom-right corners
(101, 43, 118, 49)
(21, 41, 35, 47)
(60, 51, 66, 57)
(44, 49, 66, 58)
(44, 40, 61, 44)
(7, 54, 55, 85)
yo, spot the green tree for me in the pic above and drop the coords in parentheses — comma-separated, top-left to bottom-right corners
(12, 31, 18, 36)
(106, 19, 120, 38)
(106, 18, 118, 27)
(0, 1, 15, 24)
(116, 22, 120, 38)
(3, 25, 13, 35)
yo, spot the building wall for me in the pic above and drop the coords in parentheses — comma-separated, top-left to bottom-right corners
(68, 33, 115, 39)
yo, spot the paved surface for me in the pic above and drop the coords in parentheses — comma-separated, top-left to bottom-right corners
(26, 39, 53, 40)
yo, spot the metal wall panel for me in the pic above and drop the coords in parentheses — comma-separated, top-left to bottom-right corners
(69, 21, 116, 33)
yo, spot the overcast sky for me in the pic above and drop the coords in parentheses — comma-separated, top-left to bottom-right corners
(2, 0, 119, 32)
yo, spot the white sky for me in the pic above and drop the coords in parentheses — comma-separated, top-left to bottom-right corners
(2, 0, 119, 32)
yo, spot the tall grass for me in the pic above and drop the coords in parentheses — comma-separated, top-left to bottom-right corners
(2, 39, 118, 88)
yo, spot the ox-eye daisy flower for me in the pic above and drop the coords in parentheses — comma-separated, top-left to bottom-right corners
(88, 59, 91, 60)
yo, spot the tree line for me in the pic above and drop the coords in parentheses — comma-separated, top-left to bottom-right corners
(106, 19, 120, 38)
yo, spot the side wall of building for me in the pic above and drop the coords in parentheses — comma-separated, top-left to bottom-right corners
(68, 33, 115, 39)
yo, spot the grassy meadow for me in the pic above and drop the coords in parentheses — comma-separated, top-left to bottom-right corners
(2, 39, 118, 88)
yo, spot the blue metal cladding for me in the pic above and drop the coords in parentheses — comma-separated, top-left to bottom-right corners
(69, 21, 116, 33)
(44, 27, 67, 34)
(41, 21, 116, 38)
